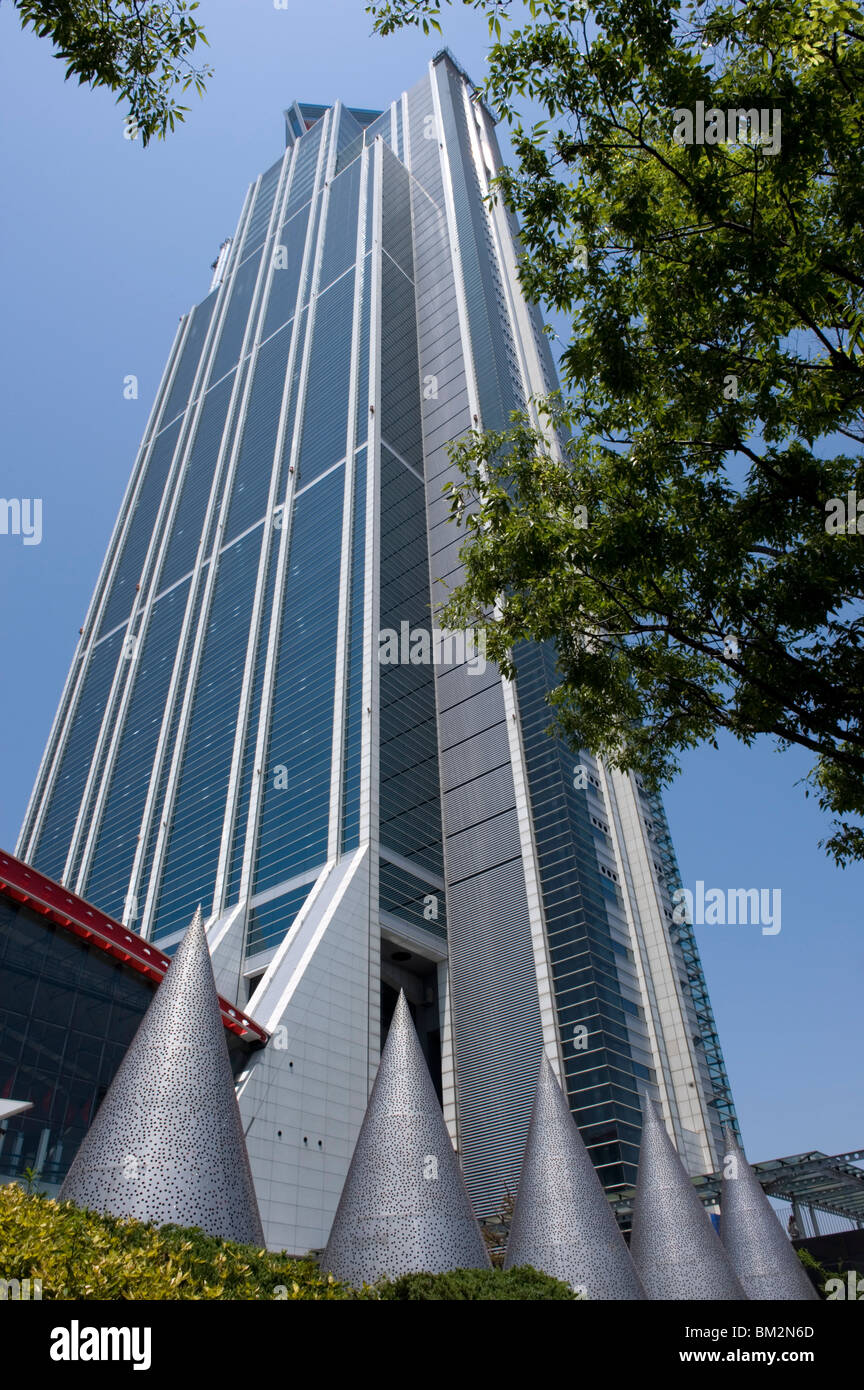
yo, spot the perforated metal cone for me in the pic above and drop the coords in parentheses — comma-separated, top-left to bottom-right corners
(322, 991, 490, 1285)
(720, 1126, 818, 1300)
(59, 907, 264, 1245)
(504, 1056, 645, 1298)
(630, 1099, 746, 1300)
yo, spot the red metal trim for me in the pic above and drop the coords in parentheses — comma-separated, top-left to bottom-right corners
(0, 849, 268, 1045)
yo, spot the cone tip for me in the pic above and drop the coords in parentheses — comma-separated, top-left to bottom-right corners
(538, 1051, 555, 1080)
(722, 1123, 743, 1155)
(389, 989, 416, 1036)
(642, 1093, 661, 1121)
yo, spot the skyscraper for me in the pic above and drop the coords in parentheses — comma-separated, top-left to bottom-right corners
(16, 52, 736, 1252)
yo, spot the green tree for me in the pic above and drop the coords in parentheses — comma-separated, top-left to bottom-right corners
(370, 0, 864, 864)
(13, 0, 211, 144)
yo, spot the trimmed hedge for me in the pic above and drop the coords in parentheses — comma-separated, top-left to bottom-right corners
(0, 1185, 579, 1300)
(375, 1266, 581, 1300)
(0, 1184, 353, 1300)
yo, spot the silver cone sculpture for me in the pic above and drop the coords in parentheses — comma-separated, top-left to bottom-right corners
(504, 1056, 646, 1298)
(59, 907, 264, 1245)
(630, 1099, 746, 1300)
(323, 990, 490, 1285)
(720, 1126, 818, 1300)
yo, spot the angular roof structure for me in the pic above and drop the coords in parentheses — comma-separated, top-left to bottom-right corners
(721, 1126, 819, 1300)
(504, 1056, 645, 1298)
(59, 907, 264, 1246)
(630, 1098, 746, 1300)
(322, 991, 490, 1285)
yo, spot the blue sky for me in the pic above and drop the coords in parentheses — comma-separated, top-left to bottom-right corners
(0, 0, 860, 1172)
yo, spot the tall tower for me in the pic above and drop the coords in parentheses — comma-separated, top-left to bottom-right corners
(17, 53, 735, 1251)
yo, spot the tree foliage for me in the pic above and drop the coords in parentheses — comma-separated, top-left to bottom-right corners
(370, 0, 864, 863)
(13, 0, 211, 144)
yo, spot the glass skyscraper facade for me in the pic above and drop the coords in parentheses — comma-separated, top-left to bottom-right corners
(17, 53, 735, 1251)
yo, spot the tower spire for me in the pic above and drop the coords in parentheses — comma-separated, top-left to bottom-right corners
(59, 906, 264, 1246)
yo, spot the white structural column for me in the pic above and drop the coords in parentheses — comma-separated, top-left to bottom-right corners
(327, 127, 371, 862)
(361, 136, 384, 1093)
(606, 767, 719, 1172)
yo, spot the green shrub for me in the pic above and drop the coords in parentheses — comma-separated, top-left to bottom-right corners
(0, 1184, 354, 1300)
(375, 1265, 581, 1300)
(0, 1185, 581, 1300)
(796, 1246, 831, 1299)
